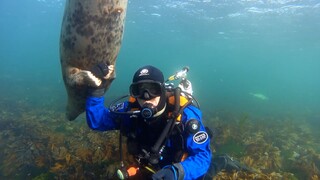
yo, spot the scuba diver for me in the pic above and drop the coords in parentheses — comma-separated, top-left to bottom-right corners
(85, 64, 254, 179)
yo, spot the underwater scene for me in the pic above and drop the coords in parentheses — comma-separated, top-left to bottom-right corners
(0, 0, 320, 179)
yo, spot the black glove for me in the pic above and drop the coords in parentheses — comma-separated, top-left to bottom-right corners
(88, 63, 109, 97)
(90, 62, 109, 79)
(152, 167, 175, 180)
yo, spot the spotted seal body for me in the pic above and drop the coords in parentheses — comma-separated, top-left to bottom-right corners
(60, 0, 128, 120)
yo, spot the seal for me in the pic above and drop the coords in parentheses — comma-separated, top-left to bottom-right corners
(60, 0, 128, 120)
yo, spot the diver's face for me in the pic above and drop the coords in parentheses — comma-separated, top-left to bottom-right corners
(137, 96, 160, 107)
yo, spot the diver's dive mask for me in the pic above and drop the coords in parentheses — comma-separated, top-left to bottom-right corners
(129, 81, 164, 100)
(130, 81, 166, 119)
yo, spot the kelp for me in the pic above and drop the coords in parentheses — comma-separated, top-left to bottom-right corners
(205, 110, 320, 179)
(0, 101, 319, 179)
(0, 101, 119, 179)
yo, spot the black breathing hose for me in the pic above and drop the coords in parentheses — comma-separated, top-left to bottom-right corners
(151, 88, 181, 154)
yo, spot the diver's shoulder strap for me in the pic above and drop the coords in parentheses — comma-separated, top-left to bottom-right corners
(168, 95, 189, 107)
(167, 89, 193, 122)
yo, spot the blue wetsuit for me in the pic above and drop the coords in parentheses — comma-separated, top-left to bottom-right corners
(86, 96, 212, 180)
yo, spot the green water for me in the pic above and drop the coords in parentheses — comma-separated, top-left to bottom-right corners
(0, 0, 319, 179)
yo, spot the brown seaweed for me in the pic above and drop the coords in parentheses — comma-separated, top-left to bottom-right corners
(0, 101, 319, 179)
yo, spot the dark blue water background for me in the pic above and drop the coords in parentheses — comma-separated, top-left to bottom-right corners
(0, 0, 319, 124)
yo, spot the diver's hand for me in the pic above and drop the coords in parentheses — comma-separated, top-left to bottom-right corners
(86, 63, 114, 97)
(90, 63, 110, 79)
(85, 63, 114, 87)
(152, 167, 175, 180)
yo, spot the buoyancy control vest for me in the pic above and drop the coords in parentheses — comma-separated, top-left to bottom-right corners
(125, 88, 193, 167)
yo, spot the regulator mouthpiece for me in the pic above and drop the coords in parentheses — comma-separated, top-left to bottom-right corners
(141, 103, 156, 119)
